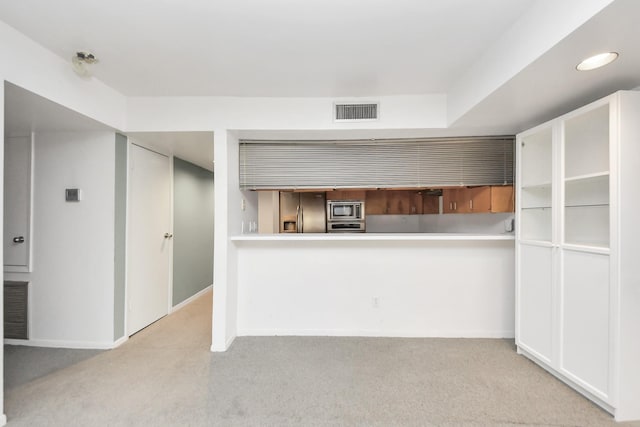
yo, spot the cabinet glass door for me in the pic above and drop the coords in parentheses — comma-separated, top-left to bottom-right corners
(520, 127, 553, 242)
(563, 105, 610, 248)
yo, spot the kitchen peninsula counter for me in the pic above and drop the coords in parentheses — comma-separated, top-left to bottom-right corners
(231, 233, 514, 242)
(231, 233, 515, 340)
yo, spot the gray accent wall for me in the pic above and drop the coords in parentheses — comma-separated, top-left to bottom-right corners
(173, 157, 214, 306)
(114, 133, 127, 340)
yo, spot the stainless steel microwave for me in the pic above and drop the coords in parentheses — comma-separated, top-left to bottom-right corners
(327, 200, 365, 222)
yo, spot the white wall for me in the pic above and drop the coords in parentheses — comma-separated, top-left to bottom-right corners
(4, 131, 116, 347)
(211, 131, 238, 350)
(0, 21, 126, 130)
(0, 77, 7, 426)
(125, 94, 447, 132)
(235, 240, 515, 338)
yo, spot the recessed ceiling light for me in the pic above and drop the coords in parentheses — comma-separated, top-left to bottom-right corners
(576, 52, 619, 71)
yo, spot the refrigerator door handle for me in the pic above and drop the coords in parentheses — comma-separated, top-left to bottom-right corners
(296, 205, 301, 233)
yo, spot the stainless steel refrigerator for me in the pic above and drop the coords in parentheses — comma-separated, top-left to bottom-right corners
(279, 192, 326, 233)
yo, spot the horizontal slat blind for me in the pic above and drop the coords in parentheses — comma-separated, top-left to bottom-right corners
(240, 137, 514, 190)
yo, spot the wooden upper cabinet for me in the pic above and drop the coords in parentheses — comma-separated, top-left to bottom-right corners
(443, 185, 514, 214)
(467, 186, 492, 212)
(365, 190, 424, 215)
(326, 190, 367, 201)
(365, 190, 388, 215)
(443, 188, 466, 213)
(422, 192, 439, 214)
(365, 186, 514, 215)
(490, 185, 514, 213)
(386, 191, 419, 214)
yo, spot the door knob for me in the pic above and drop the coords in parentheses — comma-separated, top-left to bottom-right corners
(164, 233, 173, 238)
(13, 236, 25, 243)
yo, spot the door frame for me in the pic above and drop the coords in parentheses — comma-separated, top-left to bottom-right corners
(124, 138, 174, 336)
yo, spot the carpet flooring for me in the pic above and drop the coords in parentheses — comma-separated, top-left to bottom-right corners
(4, 289, 638, 426)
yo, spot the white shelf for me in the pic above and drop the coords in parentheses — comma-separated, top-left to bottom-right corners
(562, 243, 610, 255)
(521, 181, 552, 189)
(565, 174, 609, 208)
(564, 171, 609, 183)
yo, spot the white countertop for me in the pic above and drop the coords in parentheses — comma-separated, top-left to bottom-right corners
(231, 233, 515, 242)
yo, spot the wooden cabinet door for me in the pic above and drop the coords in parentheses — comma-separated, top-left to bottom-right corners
(490, 185, 514, 212)
(443, 188, 471, 213)
(326, 190, 366, 200)
(422, 192, 440, 214)
(467, 186, 491, 213)
(365, 190, 388, 215)
(366, 190, 424, 215)
(386, 191, 411, 214)
(443, 188, 459, 213)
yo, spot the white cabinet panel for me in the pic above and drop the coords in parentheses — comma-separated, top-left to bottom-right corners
(518, 244, 553, 362)
(3, 135, 32, 271)
(561, 250, 610, 398)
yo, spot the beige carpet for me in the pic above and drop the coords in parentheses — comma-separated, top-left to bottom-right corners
(4, 289, 638, 426)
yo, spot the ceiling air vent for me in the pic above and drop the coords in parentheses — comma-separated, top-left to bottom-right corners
(334, 102, 379, 122)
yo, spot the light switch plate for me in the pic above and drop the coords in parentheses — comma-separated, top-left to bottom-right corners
(65, 188, 82, 202)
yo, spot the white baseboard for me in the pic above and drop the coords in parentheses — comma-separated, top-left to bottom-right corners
(210, 334, 236, 352)
(171, 284, 213, 313)
(237, 328, 515, 339)
(0, 413, 7, 427)
(112, 335, 128, 348)
(4, 337, 125, 350)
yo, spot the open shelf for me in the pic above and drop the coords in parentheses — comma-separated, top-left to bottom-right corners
(520, 208, 552, 243)
(521, 128, 552, 189)
(564, 204, 609, 248)
(564, 105, 609, 178)
(522, 185, 552, 209)
(565, 174, 608, 208)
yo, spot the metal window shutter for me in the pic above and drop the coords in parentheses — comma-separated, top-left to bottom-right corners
(239, 137, 514, 190)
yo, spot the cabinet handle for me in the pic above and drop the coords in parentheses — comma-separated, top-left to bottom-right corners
(453, 202, 457, 210)
(449, 202, 453, 210)
(13, 236, 25, 243)
(470, 199, 473, 210)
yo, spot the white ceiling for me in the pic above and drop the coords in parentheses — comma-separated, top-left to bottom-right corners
(2, 0, 640, 164)
(0, 0, 534, 97)
(128, 131, 214, 172)
(4, 83, 215, 171)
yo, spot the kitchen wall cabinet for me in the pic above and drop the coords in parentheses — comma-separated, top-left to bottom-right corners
(421, 191, 439, 214)
(443, 186, 513, 214)
(365, 190, 424, 215)
(516, 91, 640, 422)
(326, 190, 366, 201)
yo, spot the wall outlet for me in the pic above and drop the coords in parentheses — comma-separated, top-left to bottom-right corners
(241, 199, 246, 211)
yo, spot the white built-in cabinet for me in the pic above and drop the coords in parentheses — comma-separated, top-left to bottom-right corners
(516, 90, 640, 422)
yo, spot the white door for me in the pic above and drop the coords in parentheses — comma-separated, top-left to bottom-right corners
(127, 143, 171, 335)
(3, 135, 32, 271)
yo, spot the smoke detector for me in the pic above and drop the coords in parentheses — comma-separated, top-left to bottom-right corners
(71, 51, 98, 77)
